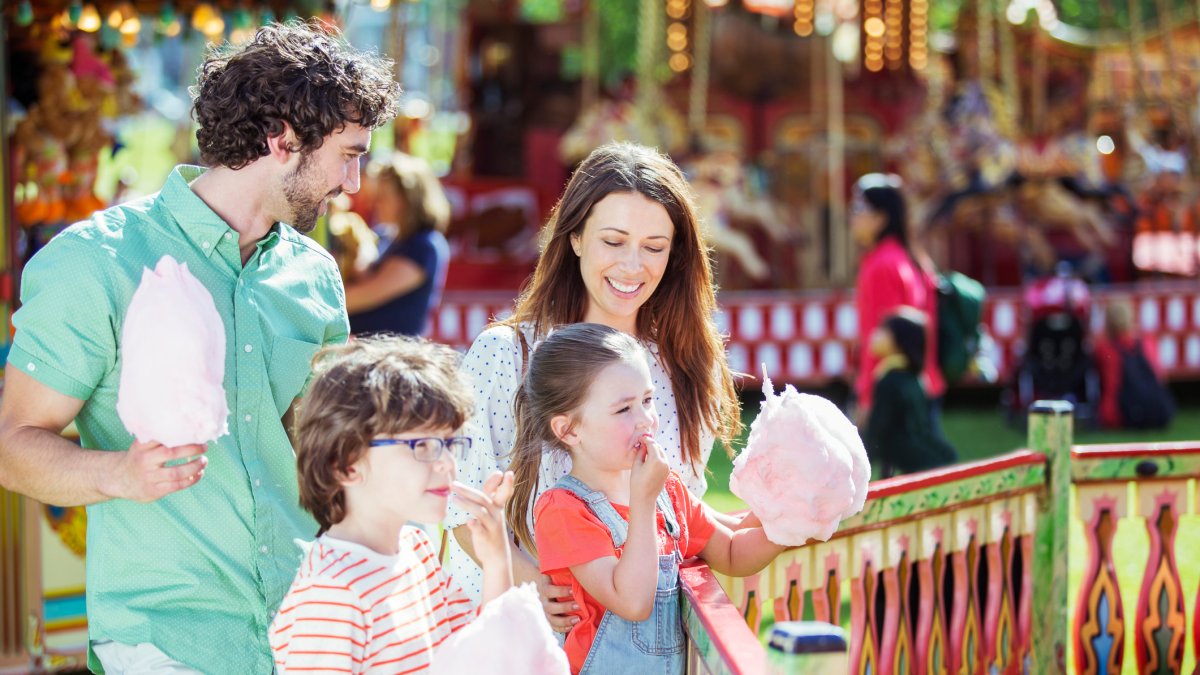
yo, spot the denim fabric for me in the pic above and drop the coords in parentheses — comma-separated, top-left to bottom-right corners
(552, 475, 686, 675)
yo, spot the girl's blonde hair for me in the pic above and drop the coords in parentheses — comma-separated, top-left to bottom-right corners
(369, 153, 451, 234)
(505, 323, 646, 554)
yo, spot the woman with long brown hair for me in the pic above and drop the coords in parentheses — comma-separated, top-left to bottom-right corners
(443, 142, 742, 628)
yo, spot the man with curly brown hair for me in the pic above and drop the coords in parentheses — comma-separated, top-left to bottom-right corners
(0, 22, 398, 674)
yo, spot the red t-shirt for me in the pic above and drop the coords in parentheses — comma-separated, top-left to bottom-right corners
(1093, 333, 1162, 428)
(534, 472, 717, 674)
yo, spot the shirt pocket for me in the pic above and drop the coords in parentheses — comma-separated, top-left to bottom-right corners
(267, 335, 322, 417)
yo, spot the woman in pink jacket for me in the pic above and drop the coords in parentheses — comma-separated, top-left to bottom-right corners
(851, 174, 946, 420)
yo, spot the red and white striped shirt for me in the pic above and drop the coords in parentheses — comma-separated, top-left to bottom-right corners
(270, 527, 475, 674)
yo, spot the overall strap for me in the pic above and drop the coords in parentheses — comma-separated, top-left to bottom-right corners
(655, 487, 681, 542)
(552, 475, 629, 548)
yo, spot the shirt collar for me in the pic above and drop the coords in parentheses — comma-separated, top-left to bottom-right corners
(159, 165, 283, 258)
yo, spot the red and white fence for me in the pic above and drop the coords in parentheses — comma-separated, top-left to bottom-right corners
(430, 281, 1200, 385)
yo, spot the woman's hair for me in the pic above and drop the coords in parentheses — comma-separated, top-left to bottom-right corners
(369, 153, 451, 233)
(296, 336, 472, 536)
(501, 141, 740, 470)
(191, 21, 399, 170)
(506, 323, 647, 553)
(881, 307, 927, 374)
(854, 173, 911, 252)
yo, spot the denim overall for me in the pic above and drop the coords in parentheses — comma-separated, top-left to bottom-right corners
(553, 475, 686, 675)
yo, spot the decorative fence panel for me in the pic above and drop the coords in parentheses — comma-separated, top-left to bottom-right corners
(683, 403, 1200, 675)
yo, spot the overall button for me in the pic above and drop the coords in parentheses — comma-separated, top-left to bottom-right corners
(244, 344, 253, 353)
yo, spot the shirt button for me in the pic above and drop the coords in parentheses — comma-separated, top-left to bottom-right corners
(260, 546, 269, 554)
(26, 362, 35, 372)
(244, 344, 253, 353)
(201, 241, 210, 249)
(254, 479, 262, 487)
(224, 232, 232, 239)
(244, 414, 253, 422)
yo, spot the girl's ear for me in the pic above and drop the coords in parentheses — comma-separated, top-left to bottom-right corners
(550, 414, 579, 447)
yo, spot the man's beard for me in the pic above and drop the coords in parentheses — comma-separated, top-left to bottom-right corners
(282, 154, 338, 234)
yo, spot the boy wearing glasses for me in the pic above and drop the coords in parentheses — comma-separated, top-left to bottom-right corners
(270, 336, 515, 673)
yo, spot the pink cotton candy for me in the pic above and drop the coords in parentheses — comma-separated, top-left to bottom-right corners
(729, 371, 870, 545)
(116, 255, 229, 448)
(430, 583, 570, 675)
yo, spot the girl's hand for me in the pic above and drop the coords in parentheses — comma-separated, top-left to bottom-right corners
(452, 471, 514, 570)
(629, 434, 669, 505)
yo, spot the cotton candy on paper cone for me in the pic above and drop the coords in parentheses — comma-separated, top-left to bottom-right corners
(430, 583, 569, 675)
(729, 369, 870, 546)
(116, 255, 229, 447)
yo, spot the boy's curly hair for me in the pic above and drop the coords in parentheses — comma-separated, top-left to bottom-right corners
(296, 336, 473, 536)
(191, 20, 400, 170)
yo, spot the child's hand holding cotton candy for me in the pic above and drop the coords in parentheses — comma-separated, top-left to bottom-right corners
(729, 371, 870, 545)
(430, 583, 570, 675)
(116, 255, 229, 448)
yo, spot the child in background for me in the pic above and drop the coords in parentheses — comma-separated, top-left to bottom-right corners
(1094, 299, 1175, 429)
(505, 323, 784, 675)
(863, 307, 958, 477)
(270, 337, 515, 674)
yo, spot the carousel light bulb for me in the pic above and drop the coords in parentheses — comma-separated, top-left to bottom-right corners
(192, 3, 216, 30)
(203, 14, 225, 37)
(1097, 136, 1116, 155)
(107, 8, 124, 28)
(371, 0, 392, 10)
(120, 15, 141, 35)
(78, 4, 101, 31)
(163, 19, 181, 37)
(705, 0, 729, 6)
(864, 17, 885, 37)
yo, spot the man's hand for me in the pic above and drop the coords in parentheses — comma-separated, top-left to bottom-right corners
(100, 440, 208, 503)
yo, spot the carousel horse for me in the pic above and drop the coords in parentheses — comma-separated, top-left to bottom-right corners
(687, 149, 795, 284)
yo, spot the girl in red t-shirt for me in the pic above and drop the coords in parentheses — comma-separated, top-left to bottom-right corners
(503, 323, 784, 675)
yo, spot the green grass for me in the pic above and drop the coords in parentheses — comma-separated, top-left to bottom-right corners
(700, 393, 1200, 671)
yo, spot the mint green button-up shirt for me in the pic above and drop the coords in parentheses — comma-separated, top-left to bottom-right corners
(9, 166, 350, 674)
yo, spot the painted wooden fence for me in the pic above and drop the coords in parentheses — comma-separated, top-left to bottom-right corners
(683, 402, 1200, 674)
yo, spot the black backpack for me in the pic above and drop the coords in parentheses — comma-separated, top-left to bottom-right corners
(1117, 343, 1175, 429)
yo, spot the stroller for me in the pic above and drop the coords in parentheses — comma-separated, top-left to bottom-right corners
(1004, 266, 1101, 425)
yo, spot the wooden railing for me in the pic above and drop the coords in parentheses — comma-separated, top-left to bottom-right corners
(683, 402, 1200, 674)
